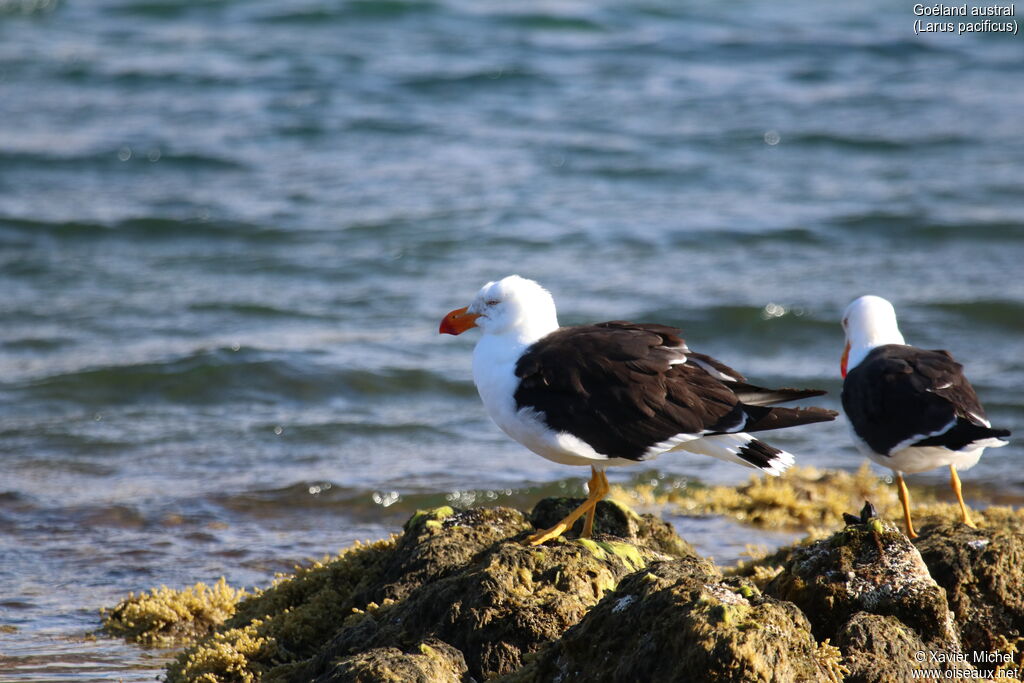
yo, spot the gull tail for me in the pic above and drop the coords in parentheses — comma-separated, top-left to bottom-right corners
(672, 433, 794, 476)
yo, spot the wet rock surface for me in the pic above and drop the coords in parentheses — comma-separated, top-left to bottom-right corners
(314, 639, 468, 683)
(767, 519, 957, 642)
(913, 514, 1024, 656)
(507, 557, 844, 683)
(101, 498, 1024, 682)
(765, 517, 967, 683)
(298, 529, 667, 680)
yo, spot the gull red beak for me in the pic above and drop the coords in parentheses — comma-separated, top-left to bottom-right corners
(439, 306, 481, 335)
(840, 341, 850, 378)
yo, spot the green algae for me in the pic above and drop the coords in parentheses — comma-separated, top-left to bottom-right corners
(530, 497, 696, 559)
(167, 621, 275, 683)
(321, 639, 468, 682)
(281, 505, 671, 680)
(727, 537, 815, 589)
(726, 507, 1024, 680)
(100, 577, 246, 647)
(734, 583, 759, 600)
(116, 503, 682, 682)
(404, 505, 455, 533)
(164, 536, 398, 681)
(101, 493, 1024, 682)
(814, 639, 847, 683)
(510, 557, 842, 682)
(762, 519, 972, 682)
(617, 463, 1017, 541)
(574, 538, 646, 573)
(913, 507, 1024, 663)
(660, 464, 902, 532)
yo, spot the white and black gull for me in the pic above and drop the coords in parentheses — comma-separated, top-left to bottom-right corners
(840, 295, 1011, 538)
(440, 275, 838, 545)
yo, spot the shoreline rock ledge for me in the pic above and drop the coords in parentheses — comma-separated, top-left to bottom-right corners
(101, 499, 1024, 682)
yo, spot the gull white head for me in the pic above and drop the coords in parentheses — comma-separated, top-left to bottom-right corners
(439, 275, 559, 344)
(841, 295, 906, 377)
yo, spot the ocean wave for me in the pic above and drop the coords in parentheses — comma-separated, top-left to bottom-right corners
(830, 212, 1024, 240)
(0, 215, 297, 242)
(108, 0, 237, 19)
(926, 300, 1024, 331)
(342, 117, 436, 135)
(53, 63, 260, 89)
(399, 68, 550, 92)
(214, 476, 595, 520)
(0, 491, 35, 512)
(254, 0, 439, 23)
(562, 162, 705, 182)
(0, 149, 245, 171)
(15, 349, 475, 405)
(1, 336, 74, 351)
(667, 227, 824, 247)
(634, 303, 834, 331)
(187, 301, 335, 321)
(494, 12, 606, 31)
(784, 132, 971, 151)
(277, 419, 451, 441)
(215, 482, 368, 513)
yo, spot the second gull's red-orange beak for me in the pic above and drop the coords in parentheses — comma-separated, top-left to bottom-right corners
(439, 306, 481, 335)
(840, 341, 850, 378)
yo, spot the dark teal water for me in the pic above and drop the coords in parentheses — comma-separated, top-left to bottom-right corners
(2, 0, 1023, 678)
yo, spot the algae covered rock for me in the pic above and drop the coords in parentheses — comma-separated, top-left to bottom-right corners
(100, 577, 246, 647)
(297, 509, 669, 681)
(530, 497, 697, 559)
(165, 535, 398, 682)
(364, 505, 533, 605)
(765, 517, 968, 682)
(320, 639, 467, 683)
(832, 613, 939, 683)
(104, 492, 1024, 683)
(651, 464, 901, 531)
(509, 556, 844, 683)
(913, 510, 1024, 656)
(148, 501, 688, 682)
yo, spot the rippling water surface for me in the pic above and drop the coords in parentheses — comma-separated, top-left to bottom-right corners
(2, 0, 1023, 678)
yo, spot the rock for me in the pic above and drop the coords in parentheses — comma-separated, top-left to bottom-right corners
(164, 536, 398, 683)
(913, 512, 1024, 656)
(658, 464, 903, 531)
(159, 502, 690, 682)
(316, 639, 468, 683)
(102, 493, 1024, 683)
(530, 498, 697, 559)
(296, 507, 671, 681)
(100, 577, 246, 647)
(364, 506, 533, 605)
(508, 557, 844, 682)
(765, 518, 969, 682)
(833, 613, 935, 683)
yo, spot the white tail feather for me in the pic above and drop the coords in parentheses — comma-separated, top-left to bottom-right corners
(670, 433, 794, 476)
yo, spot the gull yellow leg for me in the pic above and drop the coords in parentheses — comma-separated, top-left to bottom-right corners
(949, 464, 977, 529)
(581, 469, 610, 539)
(528, 467, 609, 546)
(896, 473, 918, 539)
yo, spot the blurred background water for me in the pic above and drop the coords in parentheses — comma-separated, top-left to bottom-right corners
(1, 0, 1022, 678)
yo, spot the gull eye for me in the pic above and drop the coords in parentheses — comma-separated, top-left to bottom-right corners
(486, 299, 500, 306)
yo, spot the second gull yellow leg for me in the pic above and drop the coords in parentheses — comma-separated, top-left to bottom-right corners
(896, 472, 918, 539)
(949, 464, 977, 529)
